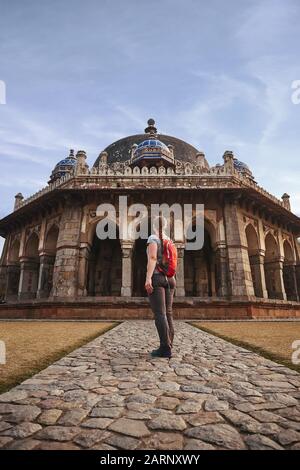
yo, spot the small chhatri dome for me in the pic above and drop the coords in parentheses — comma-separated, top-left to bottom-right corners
(233, 157, 253, 178)
(131, 137, 174, 168)
(49, 149, 76, 184)
(137, 138, 169, 153)
(128, 119, 175, 168)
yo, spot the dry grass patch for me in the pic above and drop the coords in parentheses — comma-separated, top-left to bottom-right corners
(0, 321, 117, 393)
(192, 321, 300, 373)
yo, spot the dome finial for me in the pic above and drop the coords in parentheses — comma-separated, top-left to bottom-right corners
(145, 118, 157, 135)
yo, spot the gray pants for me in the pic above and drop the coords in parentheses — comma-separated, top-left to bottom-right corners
(148, 272, 176, 352)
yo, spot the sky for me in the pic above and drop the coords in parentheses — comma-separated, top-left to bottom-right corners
(0, 0, 300, 253)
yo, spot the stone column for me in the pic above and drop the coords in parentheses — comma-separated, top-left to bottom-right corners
(0, 237, 9, 300)
(210, 251, 216, 296)
(0, 236, 9, 265)
(249, 251, 268, 299)
(77, 244, 90, 297)
(283, 262, 299, 301)
(264, 259, 286, 300)
(175, 243, 185, 297)
(52, 200, 83, 298)
(37, 254, 55, 299)
(296, 264, 300, 299)
(275, 259, 287, 300)
(223, 199, 255, 299)
(87, 256, 96, 296)
(5, 264, 20, 300)
(214, 245, 230, 297)
(18, 258, 39, 300)
(0, 266, 7, 301)
(121, 241, 133, 297)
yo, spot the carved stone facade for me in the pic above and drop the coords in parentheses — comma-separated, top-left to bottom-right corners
(0, 119, 300, 317)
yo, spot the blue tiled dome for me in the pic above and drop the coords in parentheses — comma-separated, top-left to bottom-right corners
(132, 139, 173, 166)
(136, 139, 169, 151)
(56, 157, 76, 167)
(233, 158, 253, 177)
(49, 150, 76, 184)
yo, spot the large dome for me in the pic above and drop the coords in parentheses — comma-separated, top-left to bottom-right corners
(93, 119, 200, 167)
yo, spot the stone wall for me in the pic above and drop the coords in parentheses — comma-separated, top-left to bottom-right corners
(223, 199, 254, 299)
(0, 189, 299, 307)
(1, 299, 300, 320)
(51, 201, 83, 298)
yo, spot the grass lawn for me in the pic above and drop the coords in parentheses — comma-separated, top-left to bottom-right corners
(192, 321, 300, 373)
(0, 321, 117, 394)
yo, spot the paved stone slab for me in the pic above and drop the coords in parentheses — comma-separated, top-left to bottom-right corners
(0, 321, 300, 450)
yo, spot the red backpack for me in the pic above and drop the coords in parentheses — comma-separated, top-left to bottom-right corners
(157, 238, 178, 277)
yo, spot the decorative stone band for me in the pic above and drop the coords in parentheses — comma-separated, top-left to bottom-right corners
(15, 158, 286, 213)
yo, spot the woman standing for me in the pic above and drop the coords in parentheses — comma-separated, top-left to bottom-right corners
(145, 216, 176, 358)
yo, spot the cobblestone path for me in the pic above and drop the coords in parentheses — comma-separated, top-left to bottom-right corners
(0, 321, 300, 450)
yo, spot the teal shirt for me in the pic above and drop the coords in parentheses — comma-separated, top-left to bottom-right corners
(146, 234, 170, 274)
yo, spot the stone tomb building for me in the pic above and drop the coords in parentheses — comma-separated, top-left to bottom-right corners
(0, 119, 300, 319)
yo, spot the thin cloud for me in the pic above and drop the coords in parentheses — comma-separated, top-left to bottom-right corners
(0, 0, 299, 222)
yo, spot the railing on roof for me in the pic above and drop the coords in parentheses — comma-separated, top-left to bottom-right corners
(14, 160, 285, 211)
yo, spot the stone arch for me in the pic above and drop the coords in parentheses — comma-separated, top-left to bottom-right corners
(296, 238, 300, 298)
(245, 223, 259, 252)
(38, 224, 60, 298)
(283, 239, 298, 301)
(19, 232, 40, 299)
(245, 223, 263, 297)
(283, 239, 294, 262)
(203, 217, 217, 250)
(296, 237, 300, 262)
(25, 232, 39, 258)
(184, 219, 216, 297)
(45, 224, 59, 253)
(86, 221, 122, 296)
(9, 238, 20, 263)
(132, 216, 151, 297)
(85, 214, 119, 247)
(264, 232, 285, 300)
(187, 215, 217, 247)
(6, 239, 21, 299)
(132, 238, 148, 297)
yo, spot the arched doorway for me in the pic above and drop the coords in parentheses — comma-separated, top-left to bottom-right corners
(19, 232, 40, 299)
(184, 229, 215, 297)
(296, 238, 300, 300)
(87, 234, 122, 296)
(6, 239, 21, 300)
(283, 240, 298, 301)
(264, 232, 284, 299)
(132, 238, 148, 296)
(245, 224, 262, 297)
(38, 225, 59, 298)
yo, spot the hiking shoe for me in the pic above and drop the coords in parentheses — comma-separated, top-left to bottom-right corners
(151, 349, 172, 358)
(150, 348, 163, 357)
(159, 350, 172, 358)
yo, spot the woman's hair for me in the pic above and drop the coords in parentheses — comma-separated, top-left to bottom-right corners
(153, 215, 168, 241)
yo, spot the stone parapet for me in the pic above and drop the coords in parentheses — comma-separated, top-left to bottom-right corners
(0, 297, 300, 320)
(10, 160, 289, 216)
